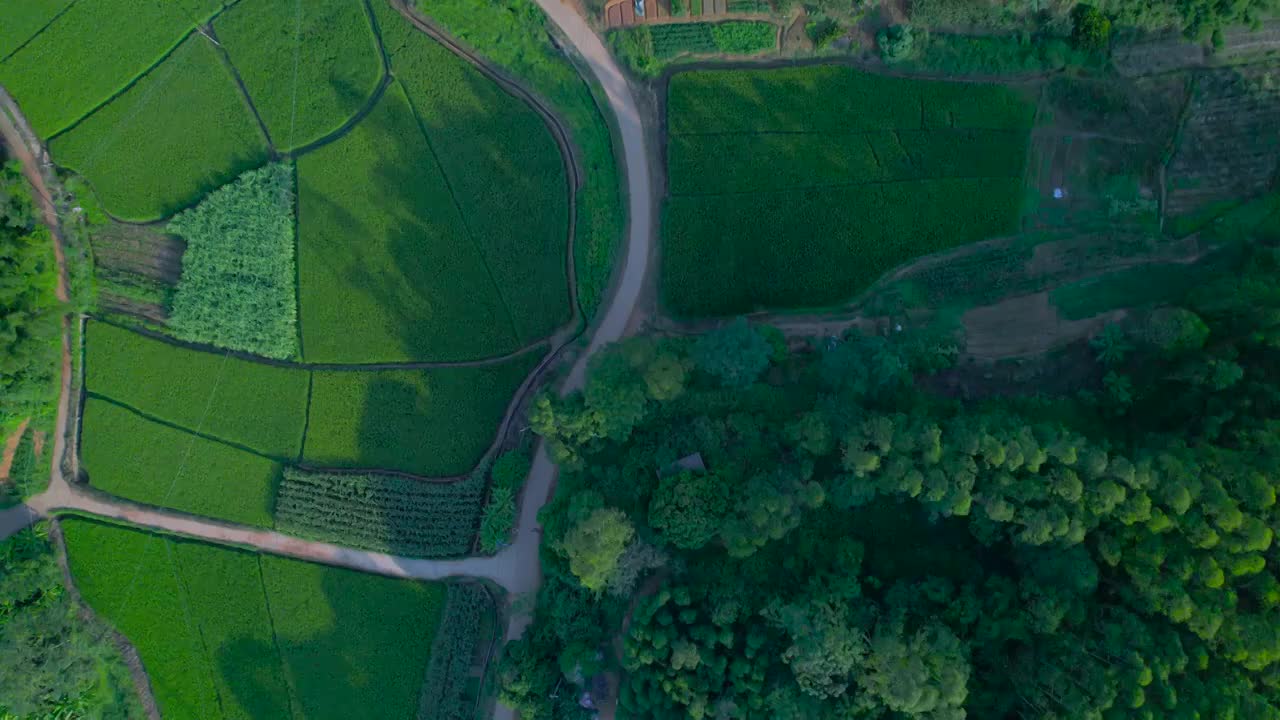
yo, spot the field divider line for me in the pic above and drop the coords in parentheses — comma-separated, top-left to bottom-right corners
(393, 78, 522, 349)
(164, 540, 231, 719)
(89, 314, 551, 369)
(255, 554, 303, 720)
(0, 0, 83, 65)
(669, 173, 1023, 199)
(668, 127, 1029, 137)
(206, 23, 277, 154)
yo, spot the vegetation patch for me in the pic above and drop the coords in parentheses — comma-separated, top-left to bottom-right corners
(418, 584, 495, 720)
(662, 66, 1031, 317)
(1, 522, 141, 719)
(1050, 262, 1204, 320)
(611, 22, 776, 74)
(295, 83, 520, 363)
(303, 351, 540, 477)
(273, 468, 485, 557)
(0, 0, 225, 137)
(48, 33, 270, 221)
(410, 0, 623, 321)
(166, 162, 299, 359)
(81, 398, 280, 526)
(63, 519, 448, 720)
(215, 0, 384, 151)
(375, 1, 570, 344)
(85, 322, 308, 458)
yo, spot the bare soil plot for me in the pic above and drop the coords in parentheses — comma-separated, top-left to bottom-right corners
(962, 291, 1123, 360)
(1165, 64, 1280, 221)
(90, 222, 185, 284)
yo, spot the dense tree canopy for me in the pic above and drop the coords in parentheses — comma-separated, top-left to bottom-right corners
(0, 160, 59, 424)
(501, 241, 1280, 719)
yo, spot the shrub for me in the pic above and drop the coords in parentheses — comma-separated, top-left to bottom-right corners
(877, 24, 916, 62)
(166, 162, 297, 359)
(273, 468, 486, 557)
(479, 448, 532, 553)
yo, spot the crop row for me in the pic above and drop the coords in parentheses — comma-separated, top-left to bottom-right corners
(273, 469, 486, 557)
(667, 65, 1034, 136)
(63, 519, 448, 720)
(667, 128, 1026, 196)
(662, 177, 1023, 316)
(418, 584, 493, 720)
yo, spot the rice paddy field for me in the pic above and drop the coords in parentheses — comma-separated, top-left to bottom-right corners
(662, 66, 1033, 316)
(62, 519, 446, 720)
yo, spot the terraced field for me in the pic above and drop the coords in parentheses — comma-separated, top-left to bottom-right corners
(662, 66, 1034, 316)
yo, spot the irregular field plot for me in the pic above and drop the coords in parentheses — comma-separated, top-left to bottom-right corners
(303, 351, 541, 476)
(0, 0, 74, 59)
(662, 66, 1033, 316)
(63, 519, 446, 720)
(81, 399, 280, 527)
(85, 322, 308, 458)
(296, 83, 520, 363)
(376, 0, 570, 343)
(49, 33, 269, 221)
(216, 0, 384, 150)
(0, 0, 226, 137)
(274, 468, 484, 559)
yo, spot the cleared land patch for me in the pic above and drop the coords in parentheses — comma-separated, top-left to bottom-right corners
(0, 0, 226, 137)
(662, 66, 1033, 316)
(48, 32, 270, 221)
(375, 0, 571, 343)
(215, 0, 385, 151)
(63, 519, 446, 720)
(85, 322, 308, 458)
(273, 468, 485, 557)
(303, 350, 542, 477)
(296, 82, 521, 363)
(80, 399, 281, 527)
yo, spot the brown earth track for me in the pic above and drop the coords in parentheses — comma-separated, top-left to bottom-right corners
(0, 418, 30, 481)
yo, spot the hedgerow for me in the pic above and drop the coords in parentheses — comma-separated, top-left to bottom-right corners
(295, 83, 521, 363)
(63, 519, 448, 720)
(166, 162, 298, 359)
(0, 0, 226, 137)
(418, 584, 494, 720)
(215, 0, 384, 150)
(273, 468, 485, 557)
(48, 33, 270, 221)
(262, 554, 446, 719)
(409, 0, 623, 321)
(85, 321, 308, 457)
(81, 398, 280, 526)
(302, 352, 540, 477)
(374, 0, 571, 344)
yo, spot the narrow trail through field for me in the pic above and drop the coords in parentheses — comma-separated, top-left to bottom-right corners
(0, 6, 654, 712)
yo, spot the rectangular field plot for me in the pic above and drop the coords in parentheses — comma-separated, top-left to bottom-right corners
(0, 0, 227, 138)
(0, 0, 74, 59)
(662, 66, 1032, 316)
(48, 32, 269, 221)
(215, 0, 384, 151)
(81, 399, 281, 526)
(274, 468, 484, 558)
(63, 519, 446, 720)
(375, 0, 571, 344)
(296, 83, 522, 363)
(85, 322, 309, 458)
(302, 350, 541, 477)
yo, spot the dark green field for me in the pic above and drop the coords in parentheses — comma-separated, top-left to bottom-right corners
(662, 66, 1033, 316)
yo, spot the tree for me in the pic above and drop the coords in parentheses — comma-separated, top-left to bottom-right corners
(649, 471, 732, 550)
(860, 621, 970, 717)
(690, 317, 772, 388)
(560, 508, 635, 592)
(765, 597, 866, 698)
(1091, 323, 1133, 367)
(1071, 4, 1112, 49)
(877, 25, 915, 63)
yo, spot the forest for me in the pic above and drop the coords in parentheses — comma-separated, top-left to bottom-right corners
(499, 238, 1280, 719)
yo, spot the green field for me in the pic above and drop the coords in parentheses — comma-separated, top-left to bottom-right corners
(81, 399, 281, 526)
(216, 0, 384, 151)
(303, 351, 541, 476)
(0, 0, 225, 137)
(0, 0, 74, 59)
(296, 83, 522, 363)
(1050, 262, 1204, 320)
(662, 66, 1033, 316)
(48, 32, 269, 221)
(376, 0, 570, 343)
(63, 519, 446, 720)
(85, 322, 309, 458)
